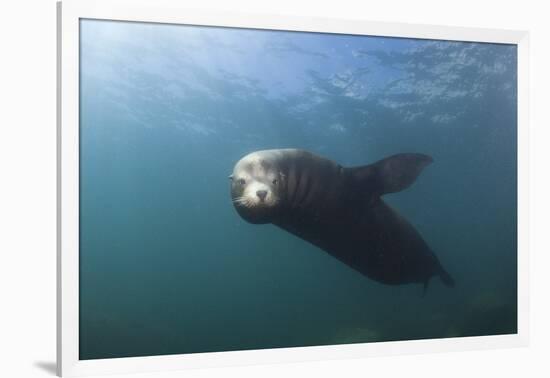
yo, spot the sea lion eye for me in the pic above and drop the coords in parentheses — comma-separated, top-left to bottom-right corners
(238, 178, 246, 185)
(272, 179, 278, 185)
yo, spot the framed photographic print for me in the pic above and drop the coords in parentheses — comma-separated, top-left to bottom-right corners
(57, 0, 529, 376)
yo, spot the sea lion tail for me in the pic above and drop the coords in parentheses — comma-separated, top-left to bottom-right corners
(438, 265, 455, 288)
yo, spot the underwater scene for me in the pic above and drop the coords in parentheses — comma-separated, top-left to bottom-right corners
(79, 19, 517, 359)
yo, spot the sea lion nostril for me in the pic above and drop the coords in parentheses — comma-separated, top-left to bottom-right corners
(256, 190, 267, 200)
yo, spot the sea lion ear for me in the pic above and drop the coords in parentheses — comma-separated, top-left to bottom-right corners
(228, 174, 234, 180)
(349, 153, 433, 195)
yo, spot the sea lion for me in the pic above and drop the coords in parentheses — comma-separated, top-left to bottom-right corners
(229, 149, 454, 289)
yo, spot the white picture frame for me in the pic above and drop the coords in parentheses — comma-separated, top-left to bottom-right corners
(57, 0, 530, 376)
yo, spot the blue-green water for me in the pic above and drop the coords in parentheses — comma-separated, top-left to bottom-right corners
(79, 19, 517, 359)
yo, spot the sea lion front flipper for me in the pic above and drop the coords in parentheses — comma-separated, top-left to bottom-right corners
(347, 153, 433, 195)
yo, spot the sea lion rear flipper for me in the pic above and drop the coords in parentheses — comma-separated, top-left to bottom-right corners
(438, 265, 455, 287)
(348, 153, 433, 195)
(423, 265, 455, 295)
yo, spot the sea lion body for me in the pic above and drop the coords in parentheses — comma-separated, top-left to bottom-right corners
(230, 149, 454, 288)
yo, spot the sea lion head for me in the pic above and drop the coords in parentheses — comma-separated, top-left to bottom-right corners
(230, 150, 285, 224)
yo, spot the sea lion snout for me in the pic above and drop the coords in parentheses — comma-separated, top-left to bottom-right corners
(256, 190, 268, 201)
